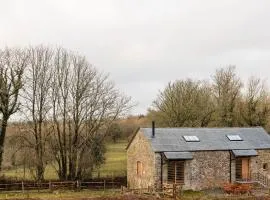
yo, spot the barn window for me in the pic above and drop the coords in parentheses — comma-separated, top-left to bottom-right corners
(167, 161, 184, 184)
(137, 161, 143, 176)
(263, 163, 268, 170)
(183, 136, 199, 142)
(227, 135, 242, 141)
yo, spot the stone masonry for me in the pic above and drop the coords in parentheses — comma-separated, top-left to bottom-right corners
(127, 131, 156, 189)
(250, 150, 270, 178)
(156, 151, 231, 190)
(188, 151, 231, 190)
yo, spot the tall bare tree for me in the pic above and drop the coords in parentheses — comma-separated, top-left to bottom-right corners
(49, 49, 132, 180)
(21, 46, 53, 180)
(212, 66, 242, 127)
(240, 77, 270, 127)
(152, 79, 215, 127)
(50, 48, 71, 180)
(0, 48, 27, 170)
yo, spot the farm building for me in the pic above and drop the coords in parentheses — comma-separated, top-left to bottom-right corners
(126, 123, 270, 190)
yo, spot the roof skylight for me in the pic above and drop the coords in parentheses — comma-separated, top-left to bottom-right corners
(183, 135, 200, 142)
(227, 135, 242, 141)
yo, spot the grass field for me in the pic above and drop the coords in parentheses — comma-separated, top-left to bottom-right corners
(0, 190, 119, 199)
(1, 140, 128, 180)
(92, 140, 127, 178)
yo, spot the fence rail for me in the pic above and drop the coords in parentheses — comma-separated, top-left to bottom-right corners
(0, 180, 123, 192)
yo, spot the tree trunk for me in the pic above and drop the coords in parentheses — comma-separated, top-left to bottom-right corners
(0, 118, 8, 170)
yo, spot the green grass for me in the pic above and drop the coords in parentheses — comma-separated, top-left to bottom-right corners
(1, 164, 58, 180)
(1, 140, 128, 180)
(93, 140, 127, 178)
(0, 190, 118, 199)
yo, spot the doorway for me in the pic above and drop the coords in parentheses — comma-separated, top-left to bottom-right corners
(236, 157, 250, 180)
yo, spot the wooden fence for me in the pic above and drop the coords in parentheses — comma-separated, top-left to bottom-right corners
(0, 180, 123, 192)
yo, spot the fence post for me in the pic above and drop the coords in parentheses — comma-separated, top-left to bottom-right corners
(76, 180, 81, 191)
(103, 180, 106, 192)
(49, 181, 52, 192)
(22, 181, 24, 193)
(37, 181, 39, 192)
(173, 184, 176, 199)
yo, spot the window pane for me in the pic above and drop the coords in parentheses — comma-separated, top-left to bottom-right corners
(183, 135, 199, 142)
(227, 135, 242, 141)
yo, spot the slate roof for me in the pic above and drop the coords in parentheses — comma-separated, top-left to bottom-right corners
(140, 127, 270, 152)
(164, 152, 193, 160)
(232, 149, 258, 157)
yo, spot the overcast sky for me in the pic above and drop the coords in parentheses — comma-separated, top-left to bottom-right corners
(1, 0, 270, 115)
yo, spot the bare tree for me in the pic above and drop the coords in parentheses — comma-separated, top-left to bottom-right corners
(49, 48, 71, 180)
(0, 46, 132, 179)
(152, 79, 215, 127)
(0, 48, 27, 170)
(22, 46, 53, 180)
(212, 66, 242, 127)
(49, 49, 132, 180)
(240, 77, 270, 127)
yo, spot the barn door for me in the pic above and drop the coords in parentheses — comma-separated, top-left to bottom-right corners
(242, 158, 250, 180)
(235, 158, 250, 180)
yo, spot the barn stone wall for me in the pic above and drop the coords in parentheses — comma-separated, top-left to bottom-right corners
(127, 131, 156, 189)
(250, 150, 270, 178)
(185, 151, 231, 190)
(155, 151, 231, 190)
(230, 150, 270, 182)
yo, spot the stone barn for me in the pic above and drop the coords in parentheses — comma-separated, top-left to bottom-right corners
(126, 124, 270, 190)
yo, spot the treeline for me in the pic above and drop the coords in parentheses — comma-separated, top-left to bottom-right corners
(148, 66, 270, 130)
(0, 46, 132, 181)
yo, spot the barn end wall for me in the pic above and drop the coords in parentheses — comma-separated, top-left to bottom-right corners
(127, 131, 156, 189)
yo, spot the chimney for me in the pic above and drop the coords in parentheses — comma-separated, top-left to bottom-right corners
(152, 121, 155, 138)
